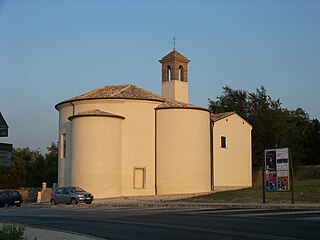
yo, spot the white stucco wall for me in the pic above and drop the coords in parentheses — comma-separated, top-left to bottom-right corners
(213, 114, 252, 191)
(156, 108, 211, 194)
(162, 80, 188, 103)
(70, 116, 123, 198)
(57, 99, 160, 197)
(57, 99, 252, 198)
(57, 105, 73, 187)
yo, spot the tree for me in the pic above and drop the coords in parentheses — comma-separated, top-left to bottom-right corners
(0, 143, 58, 189)
(0, 148, 34, 188)
(26, 143, 58, 187)
(302, 119, 320, 165)
(209, 86, 249, 118)
(44, 142, 58, 186)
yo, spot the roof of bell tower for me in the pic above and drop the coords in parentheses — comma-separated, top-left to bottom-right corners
(159, 49, 190, 63)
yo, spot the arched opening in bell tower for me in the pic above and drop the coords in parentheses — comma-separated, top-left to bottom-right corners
(178, 65, 184, 81)
(167, 66, 172, 81)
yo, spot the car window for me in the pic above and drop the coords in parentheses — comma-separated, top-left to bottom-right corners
(67, 187, 85, 193)
(12, 191, 20, 197)
(0, 192, 5, 200)
(62, 188, 69, 194)
(1, 192, 10, 198)
(55, 188, 62, 194)
(74, 187, 85, 192)
(6, 191, 13, 197)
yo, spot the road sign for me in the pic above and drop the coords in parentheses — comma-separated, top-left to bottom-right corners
(0, 112, 9, 137)
(0, 143, 12, 167)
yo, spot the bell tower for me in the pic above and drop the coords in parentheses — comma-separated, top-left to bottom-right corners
(159, 47, 190, 103)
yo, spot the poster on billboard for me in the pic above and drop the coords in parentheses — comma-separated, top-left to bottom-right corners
(264, 148, 290, 192)
(265, 170, 277, 191)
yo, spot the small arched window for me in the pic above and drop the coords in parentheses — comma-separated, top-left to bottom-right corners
(178, 65, 183, 81)
(167, 66, 172, 81)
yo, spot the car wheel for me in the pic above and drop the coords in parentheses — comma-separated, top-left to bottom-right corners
(71, 198, 78, 205)
(4, 203, 9, 207)
(85, 201, 92, 204)
(50, 199, 57, 205)
(16, 203, 21, 207)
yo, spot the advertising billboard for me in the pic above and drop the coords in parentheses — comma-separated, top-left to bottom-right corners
(264, 148, 290, 192)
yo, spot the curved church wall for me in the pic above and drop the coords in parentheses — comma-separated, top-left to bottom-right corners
(69, 115, 123, 198)
(57, 99, 160, 197)
(156, 108, 211, 195)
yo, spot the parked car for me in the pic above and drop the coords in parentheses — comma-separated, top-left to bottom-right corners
(50, 186, 94, 205)
(0, 190, 23, 207)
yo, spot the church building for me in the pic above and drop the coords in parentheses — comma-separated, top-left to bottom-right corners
(55, 48, 252, 198)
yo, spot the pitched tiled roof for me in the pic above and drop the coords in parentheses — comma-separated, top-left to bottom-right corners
(156, 100, 209, 111)
(56, 84, 167, 108)
(68, 109, 125, 121)
(159, 49, 190, 63)
(56, 84, 208, 111)
(211, 112, 236, 122)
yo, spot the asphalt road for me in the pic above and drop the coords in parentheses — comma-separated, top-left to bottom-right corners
(1, 206, 320, 240)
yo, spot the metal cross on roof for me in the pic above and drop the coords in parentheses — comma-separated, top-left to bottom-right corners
(172, 36, 177, 50)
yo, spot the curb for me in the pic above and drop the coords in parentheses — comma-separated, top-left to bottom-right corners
(25, 201, 320, 210)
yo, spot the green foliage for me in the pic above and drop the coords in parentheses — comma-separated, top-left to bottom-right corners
(0, 224, 25, 240)
(44, 142, 59, 186)
(0, 142, 58, 189)
(302, 119, 320, 165)
(208, 86, 320, 168)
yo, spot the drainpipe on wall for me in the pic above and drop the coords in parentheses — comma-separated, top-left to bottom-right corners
(71, 102, 75, 115)
(210, 115, 214, 191)
(154, 110, 158, 195)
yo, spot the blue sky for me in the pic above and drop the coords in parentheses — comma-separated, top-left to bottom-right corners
(0, 0, 319, 153)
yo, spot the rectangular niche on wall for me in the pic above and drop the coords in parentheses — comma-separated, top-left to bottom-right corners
(134, 167, 145, 189)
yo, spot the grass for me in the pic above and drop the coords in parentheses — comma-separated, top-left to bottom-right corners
(0, 224, 25, 240)
(186, 179, 320, 203)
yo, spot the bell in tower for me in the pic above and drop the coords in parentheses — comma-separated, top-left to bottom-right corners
(159, 47, 190, 103)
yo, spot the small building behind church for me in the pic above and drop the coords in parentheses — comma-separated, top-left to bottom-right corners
(55, 48, 252, 198)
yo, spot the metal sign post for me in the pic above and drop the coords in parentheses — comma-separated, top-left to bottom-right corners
(263, 148, 294, 204)
(262, 164, 266, 203)
(289, 149, 294, 204)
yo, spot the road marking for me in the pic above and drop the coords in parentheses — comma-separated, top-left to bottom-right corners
(179, 208, 274, 215)
(299, 216, 320, 221)
(233, 210, 320, 218)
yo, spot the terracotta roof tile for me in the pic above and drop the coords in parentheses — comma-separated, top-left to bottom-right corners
(56, 84, 166, 108)
(211, 112, 236, 122)
(156, 100, 208, 111)
(56, 84, 208, 112)
(68, 109, 125, 120)
(159, 49, 190, 63)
